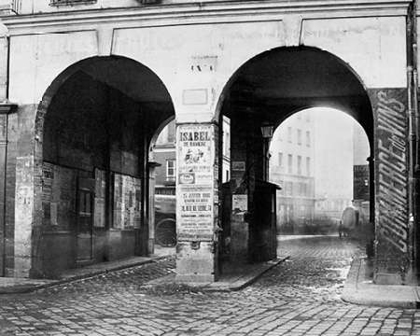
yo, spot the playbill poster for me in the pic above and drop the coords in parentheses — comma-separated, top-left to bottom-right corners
(177, 124, 215, 241)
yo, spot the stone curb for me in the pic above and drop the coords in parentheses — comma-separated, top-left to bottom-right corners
(144, 256, 290, 292)
(0, 254, 172, 295)
(208, 256, 290, 292)
(341, 256, 420, 308)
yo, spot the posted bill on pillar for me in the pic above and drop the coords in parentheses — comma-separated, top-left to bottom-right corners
(177, 124, 215, 241)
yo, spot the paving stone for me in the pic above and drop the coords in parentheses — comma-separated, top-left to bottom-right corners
(1, 237, 420, 335)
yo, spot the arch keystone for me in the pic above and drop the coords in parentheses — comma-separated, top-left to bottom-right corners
(96, 27, 114, 56)
(283, 15, 303, 47)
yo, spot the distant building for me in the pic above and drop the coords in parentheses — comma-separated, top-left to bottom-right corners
(269, 110, 316, 233)
(153, 120, 177, 216)
(352, 121, 371, 225)
(353, 122, 370, 202)
(312, 108, 354, 221)
(270, 108, 370, 232)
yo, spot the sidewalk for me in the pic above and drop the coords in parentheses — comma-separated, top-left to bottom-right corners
(0, 247, 288, 295)
(342, 256, 420, 308)
(0, 246, 175, 294)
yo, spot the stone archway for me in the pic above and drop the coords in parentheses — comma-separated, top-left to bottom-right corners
(14, 56, 175, 278)
(217, 46, 412, 285)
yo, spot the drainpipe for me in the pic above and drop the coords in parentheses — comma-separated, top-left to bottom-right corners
(0, 32, 8, 277)
(0, 29, 16, 276)
(413, 0, 420, 282)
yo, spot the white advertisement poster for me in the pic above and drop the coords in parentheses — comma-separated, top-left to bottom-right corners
(177, 124, 215, 241)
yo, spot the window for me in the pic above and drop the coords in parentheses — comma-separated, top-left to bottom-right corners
(50, 0, 96, 5)
(277, 130, 283, 142)
(297, 155, 302, 175)
(167, 122, 176, 143)
(78, 190, 92, 215)
(288, 154, 293, 174)
(302, 183, 308, 196)
(297, 183, 302, 195)
(286, 182, 293, 196)
(306, 157, 311, 176)
(306, 131, 311, 147)
(287, 127, 292, 143)
(297, 129, 302, 145)
(224, 131, 230, 156)
(278, 152, 283, 167)
(166, 160, 176, 180)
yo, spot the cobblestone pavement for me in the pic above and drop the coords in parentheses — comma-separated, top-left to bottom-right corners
(2, 236, 420, 336)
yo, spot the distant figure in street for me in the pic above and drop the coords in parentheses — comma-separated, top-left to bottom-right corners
(339, 203, 359, 238)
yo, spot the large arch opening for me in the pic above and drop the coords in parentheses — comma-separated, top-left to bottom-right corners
(218, 46, 374, 272)
(33, 56, 175, 277)
(270, 107, 371, 261)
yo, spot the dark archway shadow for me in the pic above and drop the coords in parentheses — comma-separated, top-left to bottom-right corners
(30, 56, 175, 278)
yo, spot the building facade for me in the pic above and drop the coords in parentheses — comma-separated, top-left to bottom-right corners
(270, 108, 371, 233)
(0, 0, 418, 286)
(312, 109, 356, 221)
(269, 110, 316, 233)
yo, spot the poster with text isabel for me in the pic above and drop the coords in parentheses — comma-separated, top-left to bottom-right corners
(177, 124, 215, 241)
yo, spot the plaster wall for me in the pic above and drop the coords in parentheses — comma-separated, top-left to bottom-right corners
(7, 16, 407, 117)
(8, 31, 97, 105)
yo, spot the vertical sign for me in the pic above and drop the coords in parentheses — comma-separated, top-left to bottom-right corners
(374, 90, 409, 254)
(177, 124, 215, 241)
(370, 89, 411, 281)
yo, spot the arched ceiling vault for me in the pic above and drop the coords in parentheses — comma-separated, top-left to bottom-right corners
(221, 47, 373, 142)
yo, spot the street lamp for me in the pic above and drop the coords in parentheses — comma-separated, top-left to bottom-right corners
(260, 124, 274, 139)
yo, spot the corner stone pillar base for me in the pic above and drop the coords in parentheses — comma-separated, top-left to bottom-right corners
(175, 242, 216, 283)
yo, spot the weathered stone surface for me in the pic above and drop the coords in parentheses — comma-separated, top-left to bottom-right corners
(1, 237, 420, 336)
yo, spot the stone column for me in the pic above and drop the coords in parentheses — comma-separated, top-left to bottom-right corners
(369, 88, 413, 285)
(175, 122, 219, 282)
(0, 22, 17, 277)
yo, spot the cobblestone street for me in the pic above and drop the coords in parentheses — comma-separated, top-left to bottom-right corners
(1, 236, 420, 336)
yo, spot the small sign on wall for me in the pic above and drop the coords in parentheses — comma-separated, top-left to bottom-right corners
(232, 161, 246, 171)
(232, 194, 248, 212)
